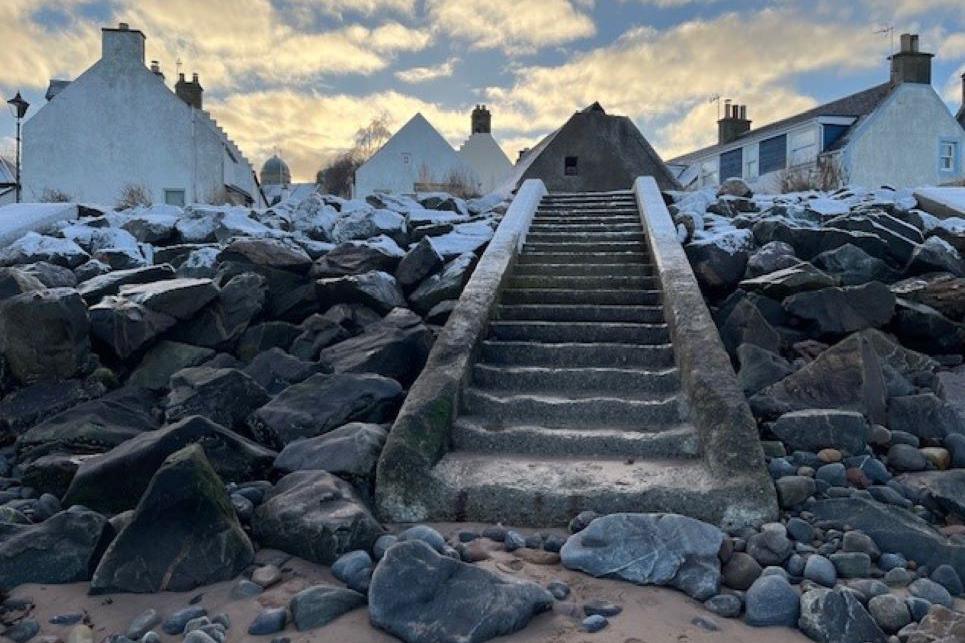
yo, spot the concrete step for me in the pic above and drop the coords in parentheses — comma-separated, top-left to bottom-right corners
(471, 364, 680, 395)
(489, 320, 669, 344)
(479, 340, 676, 368)
(507, 274, 659, 290)
(513, 263, 654, 277)
(501, 288, 660, 306)
(497, 304, 665, 323)
(523, 241, 645, 254)
(526, 231, 644, 243)
(530, 220, 641, 229)
(535, 209, 638, 217)
(532, 216, 641, 225)
(428, 453, 747, 526)
(517, 252, 648, 265)
(451, 417, 700, 458)
(462, 388, 682, 429)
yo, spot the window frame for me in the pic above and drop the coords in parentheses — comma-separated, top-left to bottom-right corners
(939, 139, 959, 174)
(164, 188, 186, 207)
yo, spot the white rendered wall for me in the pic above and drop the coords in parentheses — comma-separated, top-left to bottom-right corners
(459, 133, 513, 195)
(354, 113, 478, 198)
(22, 32, 258, 207)
(846, 84, 965, 188)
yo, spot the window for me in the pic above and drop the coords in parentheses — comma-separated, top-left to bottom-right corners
(823, 124, 850, 151)
(744, 144, 759, 179)
(164, 189, 186, 207)
(720, 148, 742, 181)
(699, 159, 719, 187)
(940, 141, 959, 173)
(789, 129, 818, 167)
(401, 152, 411, 166)
(759, 134, 787, 174)
(564, 156, 578, 176)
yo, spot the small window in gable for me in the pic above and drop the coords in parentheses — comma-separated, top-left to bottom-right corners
(564, 156, 578, 176)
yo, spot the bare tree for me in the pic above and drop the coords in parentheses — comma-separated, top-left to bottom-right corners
(317, 113, 394, 197)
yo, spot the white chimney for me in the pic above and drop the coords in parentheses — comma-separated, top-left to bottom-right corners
(101, 22, 145, 65)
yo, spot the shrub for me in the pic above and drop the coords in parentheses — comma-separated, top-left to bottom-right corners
(116, 183, 152, 210)
(39, 188, 73, 203)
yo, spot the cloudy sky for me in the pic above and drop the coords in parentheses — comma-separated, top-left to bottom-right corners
(1, 0, 963, 182)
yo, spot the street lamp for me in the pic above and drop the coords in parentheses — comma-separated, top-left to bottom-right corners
(7, 92, 30, 203)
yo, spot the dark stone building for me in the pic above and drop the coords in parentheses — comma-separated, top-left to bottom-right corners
(509, 102, 680, 192)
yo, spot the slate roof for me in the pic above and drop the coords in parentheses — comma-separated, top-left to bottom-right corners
(669, 82, 895, 165)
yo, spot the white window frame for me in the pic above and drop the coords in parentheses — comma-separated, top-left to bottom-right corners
(744, 144, 759, 179)
(699, 159, 719, 187)
(788, 128, 818, 167)
(939, 141, 958, 173)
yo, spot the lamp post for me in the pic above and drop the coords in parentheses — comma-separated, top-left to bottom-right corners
(7, 92, 30, 203)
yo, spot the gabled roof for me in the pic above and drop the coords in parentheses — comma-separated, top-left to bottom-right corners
(957, 104, 965, 129)
(669, 82, 895, 165)
(0, 157, 15, 186)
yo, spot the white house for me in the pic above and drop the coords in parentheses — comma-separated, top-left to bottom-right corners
(457, 105, 513, 195)
(22, 23, 264, 208)
(669, 34, 965, 191)
(0, 157, 15, 206)
(353, 113, 478, 199)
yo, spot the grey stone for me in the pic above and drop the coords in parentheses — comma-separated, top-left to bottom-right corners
(274, 422, 387, 480)
(703, 593, 741, 618)
(89, 296, 176, 359)
(744, 241, 797, 278)
(399, 525, 447, 553)
(830, 552, 871, 578)
(685, 234, 752, 296)
(247, 608, 287, 636)
(784, 282, 895, 335)
(310, 238, 403, 278)
(248, 373, 402, 449)
(0, 507, 112, 590)
(368, 540, 553, 643)
(407, 252, 477, 315)
(775, 475, 816, 508)
(289, 584, 366, 631)
(161, 607, 207, 635)
(560, 513, 724, 600)
(243, 348, 325, 395)
(843, 530, 881, 559)
(744, 575, 799, 627)
(164, 367, 270, 430)
(119, 277, 218, 320)
(90, 445, 253, 593)
(331, 550, 373, 593)
(929, 564, 963, 596)
(253, 470, 383, 565)
(887, 444, 927, 472)
(76, 265, 175, 303)
(908, 578, 953, 608)
(887, 394, 964, 441)
(581, 614, 608, 633)
(128, 341, 215, 390)
(798, 587, 887, 643)
(813, 244, 899, 286)
(316, 270, 405, 315)
(804, 554, 837, 587)
(746, 525, 792, 566)
(0, 288, 90, 384)
(772, 410, 869, 456)
(3, 619, 40, 643)
(126, 609, 160, 640)
(395, 237, 444, 289)
(736, 343, 794, 396)
(63, 415, 276, 514)
(0, 233, 89, 268)
(219, 237, 313, 273)
(170, 272, 267, 347)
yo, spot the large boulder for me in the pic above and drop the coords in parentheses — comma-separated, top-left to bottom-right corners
(0, 287, 91, 383)
(369, 540, 553, 643)
(812, 244, 899, 286)
(248, 373, 402, 448)
(316, 271, 405, 315)
(76, 264, 176, 304)
(64, 415, 276, 514)
(89, 296, 176, 359)
(395, 237, 444, 289)
(319, 308, 433, 385)
(273, 422, 387, 488)
(0, 378, 106, 439)
(170, 272, 267, 347)
(798, 587, 887, 643)
(887, 393, 964, 441)
(825, 214, 918, 266)
(0, 507, 113, 590)
(891, 273, 965, 322)
(891, 299, 965, 355)
(289, 584, 367, 631)
(218, 237, 313, 273)
(253, 470, 383, 564)
(898, 470, 965, 522)
(243, 347, 326, 394)
(218, 259, 317, 322)
(736, 343, 794, 395)
(719, 298, 781, 355)
(310, 237, 405, 278)
(744, 241, 799, 279)
(783, 282, 895, 335)
(560, 513, 723, 600)
(15, 387, 160, 461)
(810, 497, 965, 581)
(0, 232, 90, 269)
(751, 218, 889, 260)
(685, 230, 753, 297)
(90, 445, 254, 593)
(289, 314, 351, 360)
(408, 252, 476, 315)
(0, 266, 45, 300)
(426, 222, 493, 260)
(127, 341, 215, 390)
(164, 367, 270, 429)
(739, 262, 837, 299)
(907, 237, 964, 277)
(770, 409, 869, 456)
(331, 208, 407, 245)
(119, 277, 219, 320)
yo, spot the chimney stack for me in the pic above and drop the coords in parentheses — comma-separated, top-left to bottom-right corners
(471, 105, 492, 135)
(890, 33, 933, 85)
(101, 22, 145, 66)
(150, 60, 164, 80)
(175, 72, 204, 109)
(718, 101, 751, 145)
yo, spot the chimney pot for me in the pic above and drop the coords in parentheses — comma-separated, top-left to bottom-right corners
(118, 22, 129, 30)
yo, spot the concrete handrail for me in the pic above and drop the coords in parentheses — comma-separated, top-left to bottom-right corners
(633, 177, 772, 483)
(376, 179, 548, 522)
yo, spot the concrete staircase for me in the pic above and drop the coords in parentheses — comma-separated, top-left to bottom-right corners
(427, 191, 746, 524)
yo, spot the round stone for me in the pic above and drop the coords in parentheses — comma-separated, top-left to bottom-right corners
(582, 615, 608, 633)
(868, 594, 911, 634)
(703, 594, 741, 618)
(745, 575, 799, 627)
(804, 555, 837, 587)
